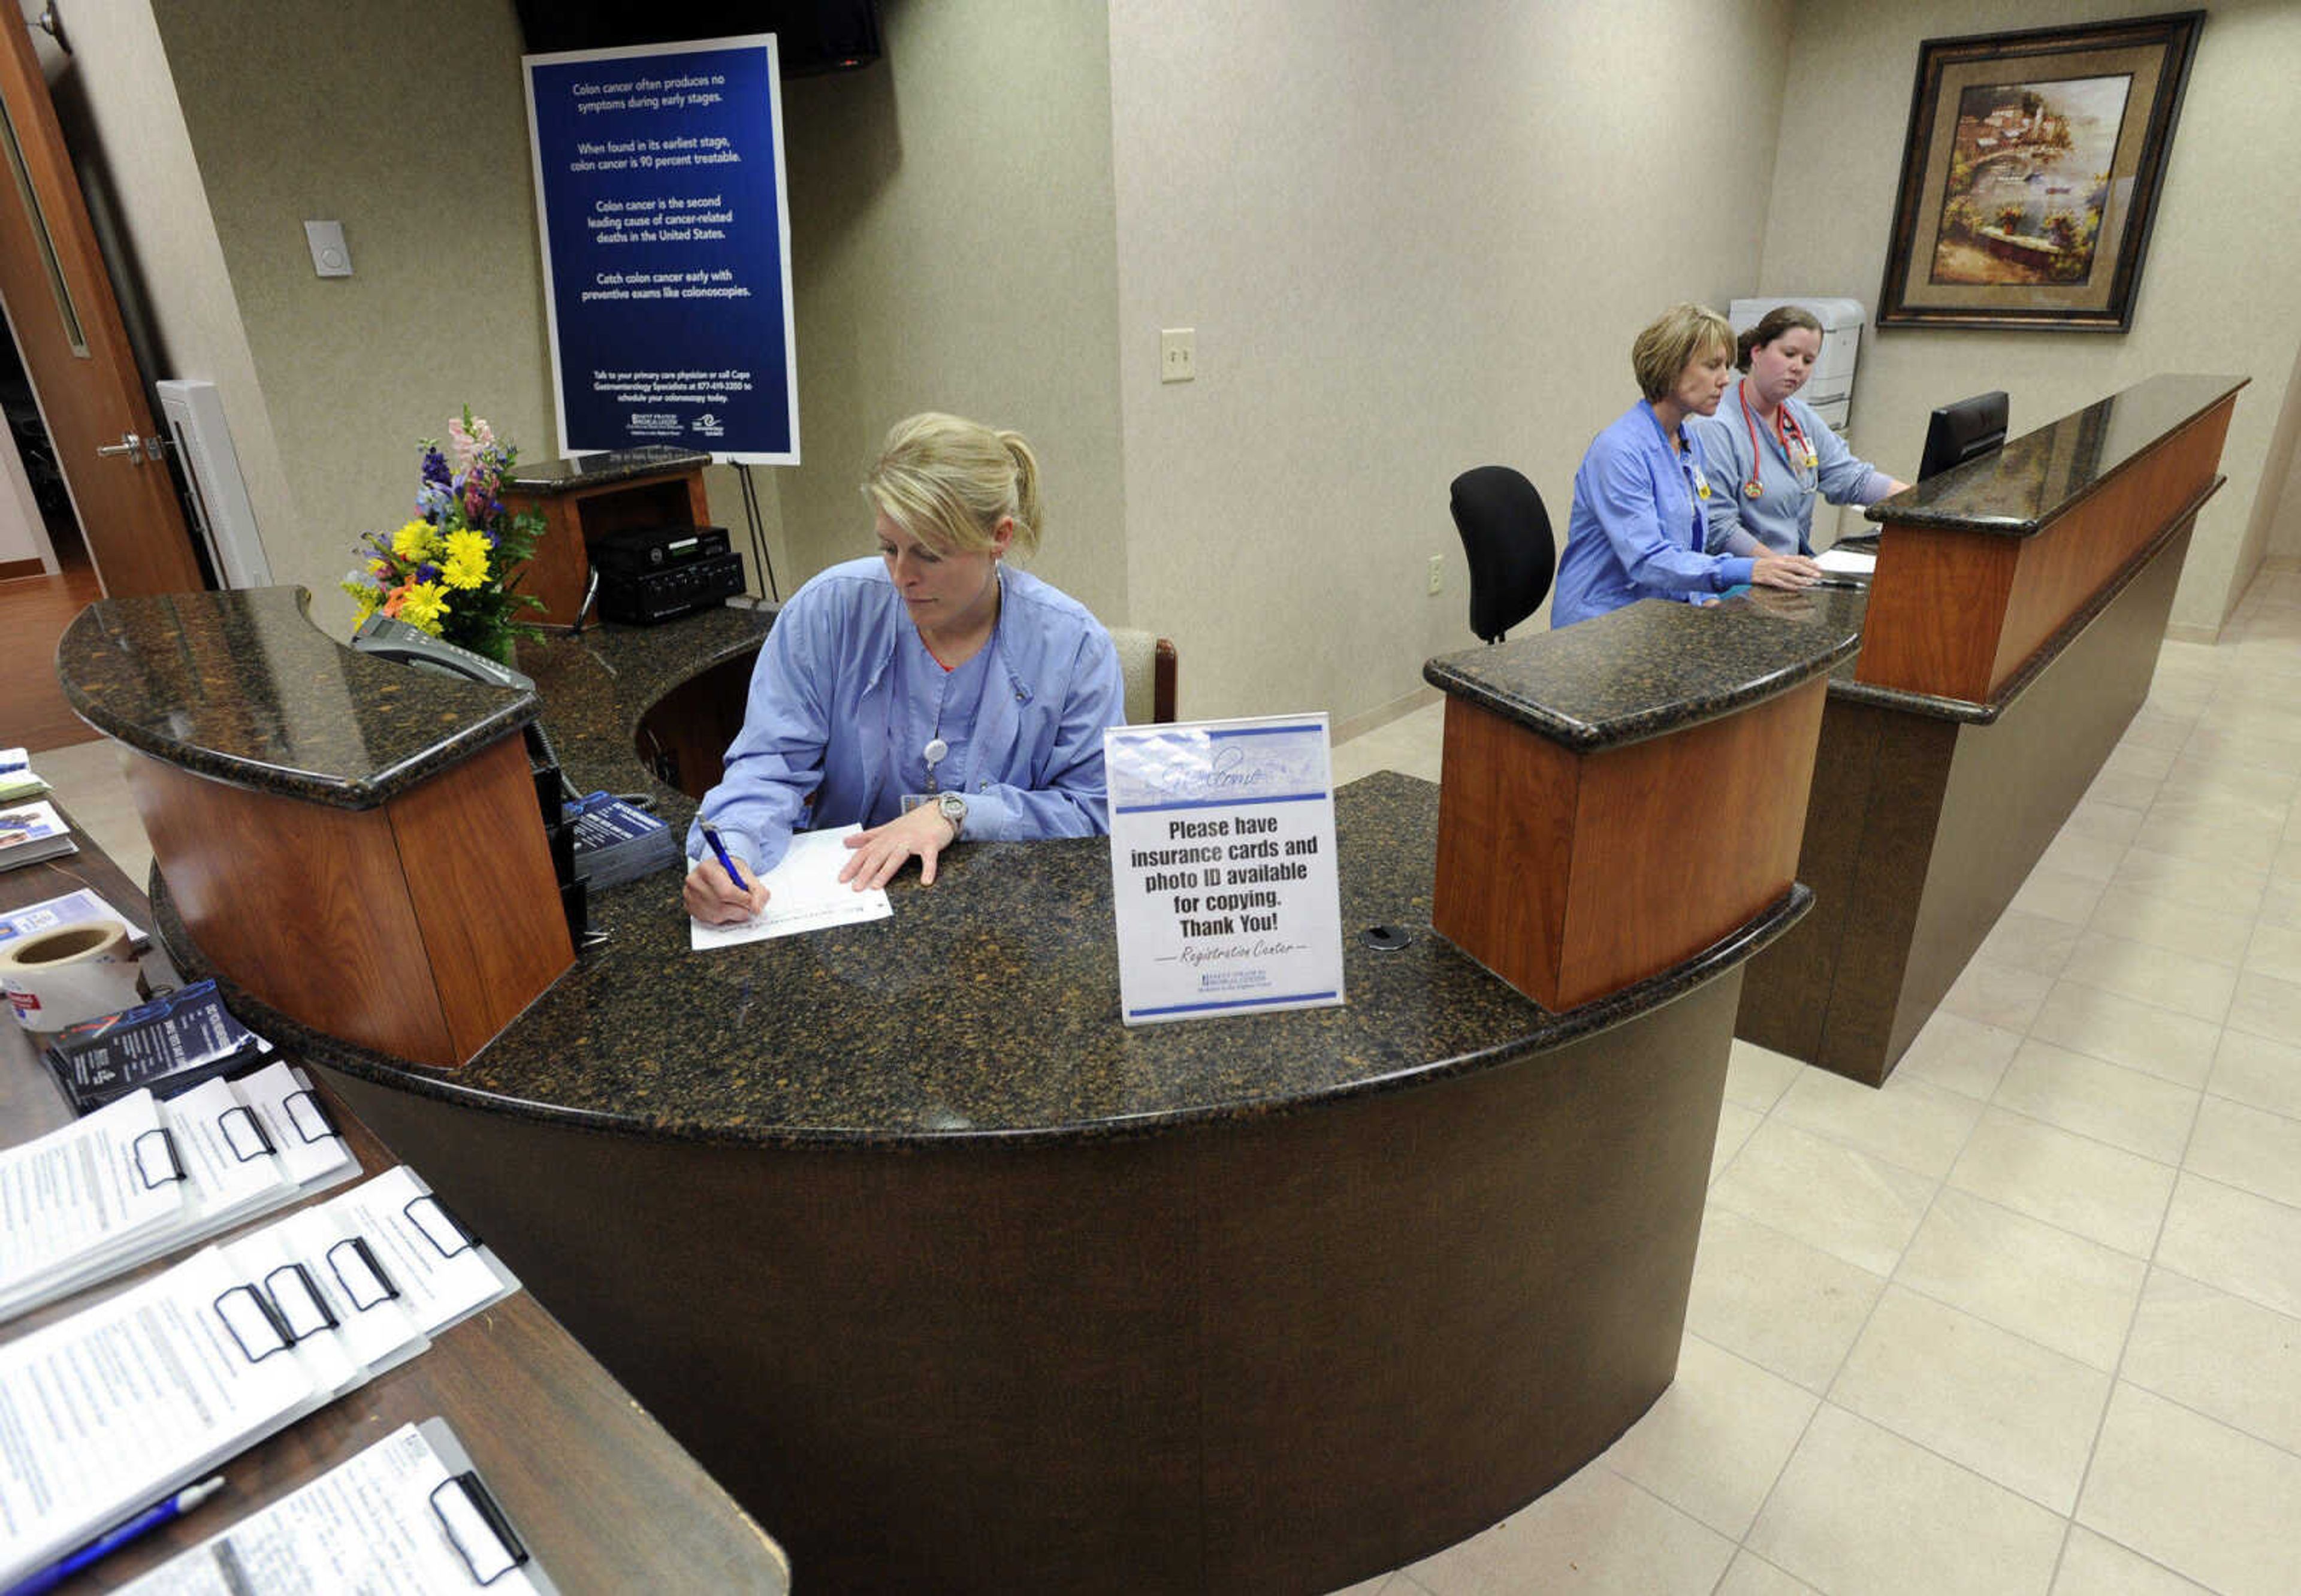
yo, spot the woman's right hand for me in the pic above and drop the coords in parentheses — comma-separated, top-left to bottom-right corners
(683, 856, 771, 924)
(1750, 552, 1824, 591)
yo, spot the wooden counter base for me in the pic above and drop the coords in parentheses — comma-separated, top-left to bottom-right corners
(321, 971, 1740, 1595)
(1737, 524, 2188, 1085)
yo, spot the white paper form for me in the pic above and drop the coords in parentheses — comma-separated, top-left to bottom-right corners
(232, 1063, 358, 1191)
(118, 1420, 553, 1595)
(1816, 547, 1876, 575)
(0, 1092, 181, 1316)
(0, 1247, 322, 1586)
(255, 1205, 430, 1378)
(216, 1225, 366, 1402)
(162, 1077, 295, 1233)
(690, 824, 892, 948)
(310, 1168, 519, 1337)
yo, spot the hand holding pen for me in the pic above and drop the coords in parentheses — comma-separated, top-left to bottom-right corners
(684, 821, 771, 925)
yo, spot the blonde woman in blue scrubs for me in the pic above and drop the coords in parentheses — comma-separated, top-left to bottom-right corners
(1691, 306, 1908, 557)
(1550, 303, 1822, 627)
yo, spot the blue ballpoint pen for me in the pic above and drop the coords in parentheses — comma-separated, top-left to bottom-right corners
(7, 1476, 226, 1595)
(697, 820, 751, 891)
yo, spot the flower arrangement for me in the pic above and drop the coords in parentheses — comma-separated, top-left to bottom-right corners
(341, 408, 545, 662)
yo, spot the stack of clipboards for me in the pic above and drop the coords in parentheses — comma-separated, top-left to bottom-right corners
(0, 1163, 526, 1589)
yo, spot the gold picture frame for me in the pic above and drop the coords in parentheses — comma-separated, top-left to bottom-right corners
(1877, 12, 2203, 332)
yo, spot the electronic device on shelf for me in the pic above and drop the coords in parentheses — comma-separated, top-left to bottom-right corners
(590, 524, 746, 625)
(1918, 391, 2010, 481)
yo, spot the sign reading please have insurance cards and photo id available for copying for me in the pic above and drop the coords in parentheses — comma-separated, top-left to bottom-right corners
(1105, 717, 1343, 1024)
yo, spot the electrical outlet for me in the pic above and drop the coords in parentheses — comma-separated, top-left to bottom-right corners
(1427, 555, 1444, 596)
(1160, 328, 1195, 383)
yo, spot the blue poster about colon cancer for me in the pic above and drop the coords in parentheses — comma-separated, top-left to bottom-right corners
(524, 35, 799, 463)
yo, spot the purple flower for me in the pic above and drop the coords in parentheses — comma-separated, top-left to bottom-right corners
(421, 446, 451, 489)
(415, 562, 440, 585)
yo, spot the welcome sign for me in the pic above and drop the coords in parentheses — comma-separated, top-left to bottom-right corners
(524, 35, 799, 462)
(1104, 717, 1344, 1024)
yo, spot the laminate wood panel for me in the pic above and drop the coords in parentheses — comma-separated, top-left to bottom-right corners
(508, 469, 712, 626)
(123, 751, 458, 1066)
(1855, 528, 2019, 702)
(1431, 696, 1578, 1003)
(386, 733, 574, 1062)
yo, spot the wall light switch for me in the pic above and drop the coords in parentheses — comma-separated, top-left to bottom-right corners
(1159, 328, 1194, 383)
(304, 220, 352, 278)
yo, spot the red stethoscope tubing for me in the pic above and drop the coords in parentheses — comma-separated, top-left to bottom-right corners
(1740, 382, 1816, 498)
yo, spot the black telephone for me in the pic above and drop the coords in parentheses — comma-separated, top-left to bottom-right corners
(351, 612, 534, 691)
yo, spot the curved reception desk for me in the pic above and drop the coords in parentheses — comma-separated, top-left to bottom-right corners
(61, 578, 1855, 1591)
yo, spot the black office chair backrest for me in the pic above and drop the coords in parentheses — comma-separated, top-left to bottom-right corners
(1448, 466, 1556, 643)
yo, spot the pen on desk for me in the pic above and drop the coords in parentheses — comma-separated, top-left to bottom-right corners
(697, 820, 751, 891)
(1810, 577, 1867, 590)
(8, 1476, 227, 1595)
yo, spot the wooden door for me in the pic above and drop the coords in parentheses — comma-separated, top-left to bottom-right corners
(0, 16, 201, 597)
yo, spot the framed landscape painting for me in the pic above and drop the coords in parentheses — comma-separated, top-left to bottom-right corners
(1877, 13, 2204, 332)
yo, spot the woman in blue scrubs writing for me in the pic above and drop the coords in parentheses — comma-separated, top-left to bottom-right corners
(1690, 305, 1907, 556)
(683, 412, 1125, 924)
(1551, 304, 1822, 628)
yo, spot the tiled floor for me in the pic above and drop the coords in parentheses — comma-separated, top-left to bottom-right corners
(26, 569, 2301, 1596)
(1323, 567, 2301, 1596)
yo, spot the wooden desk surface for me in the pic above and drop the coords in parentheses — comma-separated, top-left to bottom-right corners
(0, 808, 789, 1594)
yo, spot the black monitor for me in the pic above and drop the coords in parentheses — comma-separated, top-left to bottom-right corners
(1918, 391, 2009, 480)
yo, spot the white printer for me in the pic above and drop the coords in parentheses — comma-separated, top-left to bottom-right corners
(1726, 296, 1866, 430)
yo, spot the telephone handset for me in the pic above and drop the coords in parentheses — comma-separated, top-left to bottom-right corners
(351, 612, 535, 692)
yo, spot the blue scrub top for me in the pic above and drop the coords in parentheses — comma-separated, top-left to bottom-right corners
(1552, 401, 1754, 628)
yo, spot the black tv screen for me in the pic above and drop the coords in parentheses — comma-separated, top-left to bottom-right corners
(1918, 391, 2009, 481)
(515, 1, 881, 76)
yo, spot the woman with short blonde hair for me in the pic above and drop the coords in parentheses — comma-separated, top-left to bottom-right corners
(685, 412, 1125, 922)
(1551, 304, 1821, 627)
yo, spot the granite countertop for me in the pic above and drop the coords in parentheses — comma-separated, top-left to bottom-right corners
(56, 588, 536, 808)
(505, 447, 712, 494)
(1867, 373, 2246, 535)
(1424, 585, 1866, 750)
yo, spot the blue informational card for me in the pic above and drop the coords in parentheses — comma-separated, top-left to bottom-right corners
(524, 35, 800, 462)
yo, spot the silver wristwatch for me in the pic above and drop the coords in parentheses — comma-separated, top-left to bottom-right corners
(935, 791, 967, 841)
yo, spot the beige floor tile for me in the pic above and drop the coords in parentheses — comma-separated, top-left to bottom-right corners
(2058, 930, 2236, 1024)
(2119, 709, 2194, 753)
(1707, 1120, 1936, 1277)
(2034, 830, 2130, 886)
(2227, 968, 2301, 1042)
(2052, 1527, 2214, 1594)
(1829, 1286, 2110, 1513)
(2143, 790, 2292, 840)
(1601, 1336, 1817, 1538)
(1896, 1188, 2146, 1372)
(1771, 1069, 1985, 1181)
(1947, 1110, 2177, 1257)
(1894, 1010, 2024, 1101)
(2100, 742, 2176, 784)
(1714, 1550, 1820, 1594)
(1324, 1573, 1411, 1596)
(1745, 1404, 2066, 1596)
(2086, 884, 2255, 968)
(1712, 1102, 1762, 1183)
(2122, 1268, 2301, 1456)
(2276, 835, 2301, 881)
(2061, 801, 2146, 850)
(2154, 1172, 2301, 1319)
(2181, 1095, 2301, 1209)
(2156, 753, 2300, 809)
(2206, 1027, 2301, 1120)
(2182, 722, 2301, 776)
(2027, 983, 2220, 1090)
(2242, 920, 2301, 985)
(2109, 847, 2267, 917)
(1976, 909, 2085, 978)
(1401, 1460, 1732, 1596)
(2260, 876, 2301, 931)
(1723, 1039, 1804, 1111)
(1684, 1208, 1888, 1395)
(2011, 865, 2110, 927)
(2077, 1382, 2301, 1596)
(1941, 960, 2057, 1032)
(2083, 767, 2161, 815)
(1994, 1041, 2202, 1165)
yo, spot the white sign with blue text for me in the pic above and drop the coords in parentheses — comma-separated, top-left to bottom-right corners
(1105, 716, 1343, 1025)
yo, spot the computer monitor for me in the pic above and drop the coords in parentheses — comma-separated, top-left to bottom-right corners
(1918, 391, 2009, 481)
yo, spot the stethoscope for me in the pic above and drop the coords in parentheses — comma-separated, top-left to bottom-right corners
(1739, 381, 1818, 498)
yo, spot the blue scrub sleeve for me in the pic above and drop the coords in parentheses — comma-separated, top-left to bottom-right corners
(688, 597, 837, 874)
(1589, 440, 1738, 598)
(959, 628, 1126, 841)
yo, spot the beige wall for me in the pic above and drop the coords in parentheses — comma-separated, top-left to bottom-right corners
(1759, 0, 2301, 638)
(146, 0, 555, 633)
(1108, 0, 1793, 723)
(771, 0, 1125, 620)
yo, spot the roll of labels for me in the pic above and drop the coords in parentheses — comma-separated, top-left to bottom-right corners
(1, 919, 146, 1030)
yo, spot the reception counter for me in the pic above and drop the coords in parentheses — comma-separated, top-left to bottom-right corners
(59, 580, 1855, 1592)
(1736, 373, 2245, 1085)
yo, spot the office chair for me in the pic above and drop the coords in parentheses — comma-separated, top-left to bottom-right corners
(1105, 627, 1179, 723)
(1448, 465, 1556, 643)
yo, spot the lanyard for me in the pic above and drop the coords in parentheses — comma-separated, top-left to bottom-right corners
(1740, 382, 1817, 498)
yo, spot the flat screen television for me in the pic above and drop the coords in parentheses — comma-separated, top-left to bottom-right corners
(1918, 391, 2009, 481)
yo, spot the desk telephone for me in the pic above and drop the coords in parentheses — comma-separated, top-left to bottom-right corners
(352, 612, 535, 691)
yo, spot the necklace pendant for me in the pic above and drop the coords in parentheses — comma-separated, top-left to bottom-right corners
(1744, 480, 1762, 498)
